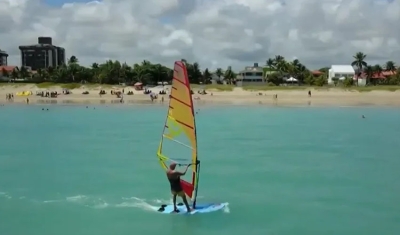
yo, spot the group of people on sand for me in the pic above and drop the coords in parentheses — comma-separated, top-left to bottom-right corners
(5, 93, 14, 101)
(37, 91, 58, 98)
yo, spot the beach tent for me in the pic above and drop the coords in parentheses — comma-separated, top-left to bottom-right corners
(287, 77, 298, 82)
(134, 82, 143, 90)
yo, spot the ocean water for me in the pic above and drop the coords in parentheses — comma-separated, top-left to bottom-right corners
(1, 104, 400, 235)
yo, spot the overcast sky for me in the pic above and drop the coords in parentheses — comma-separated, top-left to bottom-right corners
(0, 0, 399, 70)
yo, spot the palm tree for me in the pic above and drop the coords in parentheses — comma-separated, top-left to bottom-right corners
(10, 68, 19, 81)
(151, 64, 167, 84)
(274, 55, 287, 74)
(67, 55, 80, 82)
(224, 66, 235, 84)
(373, 64, 383, 74)
(215, 68, 223, 80)
(385, 61, 396, 72)
(351, 52, 367, 71)
(364, 65, 374, 85)
(202, 69, 212, 84)
(266, 58, 274, 70)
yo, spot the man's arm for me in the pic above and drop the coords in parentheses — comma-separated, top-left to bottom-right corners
(173, 164, 191, 176)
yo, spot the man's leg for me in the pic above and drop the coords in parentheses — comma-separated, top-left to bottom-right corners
(172, 194, 178, 211)
(181, 194, 191, 212)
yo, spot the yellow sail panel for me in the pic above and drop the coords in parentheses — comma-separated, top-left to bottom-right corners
(170, 61, 197, 156)
(157, 61, 198, 198)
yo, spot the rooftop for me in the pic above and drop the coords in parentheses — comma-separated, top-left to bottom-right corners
(0, 66, 17, 72)
(19, 44, 59, 48)
(331, 65, 355, 73)
(311, 70, 324, 75)
(356, 71, 397, 79)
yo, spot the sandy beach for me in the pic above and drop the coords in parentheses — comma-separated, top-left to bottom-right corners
(1, 84, 400, 106)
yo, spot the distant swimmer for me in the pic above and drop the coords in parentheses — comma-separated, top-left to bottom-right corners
(362, 115, 365, 118)
(166, 163, 192, 213)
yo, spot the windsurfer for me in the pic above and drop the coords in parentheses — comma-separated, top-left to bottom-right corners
(166, 163, 192, 213)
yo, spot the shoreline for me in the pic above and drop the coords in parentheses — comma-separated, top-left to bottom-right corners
(1, 98, 400, 107)
(2, 84, 400, 107)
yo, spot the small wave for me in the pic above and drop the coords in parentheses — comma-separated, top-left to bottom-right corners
(116, 197, 159, 211)
(65, 195, 109, 209)
(66, 195, 88, 202)
(222, 203, 230, 213)
(0, 192, 11, 199)
(43, 199, 62, 203)
(90, 198, 109, 209)
(93, 201, 109, 209)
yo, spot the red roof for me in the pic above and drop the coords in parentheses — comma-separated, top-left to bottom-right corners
(355, 72, 391, 79)
(0, 66, 17, 72)
(382, 71, 396, 76)
(311, 70, 324, 75)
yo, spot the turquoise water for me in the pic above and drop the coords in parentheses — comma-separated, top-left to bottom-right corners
(1, 104, 400, 235)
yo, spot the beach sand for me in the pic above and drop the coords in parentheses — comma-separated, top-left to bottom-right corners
(1, 84, 400, 106)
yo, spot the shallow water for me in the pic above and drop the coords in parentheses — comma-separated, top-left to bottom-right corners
(0, 105, 400, 235)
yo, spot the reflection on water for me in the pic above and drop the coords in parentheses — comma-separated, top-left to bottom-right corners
(32, 99, 167, 105)
(36, 99, 58, 104)
(126, 100, 154, 104)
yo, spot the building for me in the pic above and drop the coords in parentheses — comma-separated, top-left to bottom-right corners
(328, 65, 355, 84)
(236, 63, 266, 86)
(0, 66, 17, 81)
(19, 37, 65, 70)
(0, 49, 8, 66)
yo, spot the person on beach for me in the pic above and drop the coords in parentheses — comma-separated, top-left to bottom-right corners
(166, 163, 192, 213)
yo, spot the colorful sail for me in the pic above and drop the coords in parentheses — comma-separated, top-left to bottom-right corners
(157, 61, 199, 203)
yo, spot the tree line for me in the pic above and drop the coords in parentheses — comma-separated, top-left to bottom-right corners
(1, 52, 399, 86)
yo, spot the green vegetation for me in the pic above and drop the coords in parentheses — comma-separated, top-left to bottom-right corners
(0, 83, 25, 87)
(36, 82, 82, 89)
(192, 84, 234, 91)
(0, 52, 399, 90)
(242, 86, 306, 91)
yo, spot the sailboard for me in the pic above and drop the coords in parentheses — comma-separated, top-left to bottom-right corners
(156, 61, 228, 215)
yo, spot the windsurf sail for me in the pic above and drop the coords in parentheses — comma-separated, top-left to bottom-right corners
(157, 61, 200, 207)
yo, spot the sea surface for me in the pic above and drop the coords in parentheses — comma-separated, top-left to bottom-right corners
(0, 104, 400, 235)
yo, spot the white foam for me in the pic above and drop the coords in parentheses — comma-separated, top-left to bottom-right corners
(116, 197, 158, 211)
(93, 202, 109, 209)
(66, 195, 87, 202)
(222, 203, 230, 213)
(0, 192, 11, 199)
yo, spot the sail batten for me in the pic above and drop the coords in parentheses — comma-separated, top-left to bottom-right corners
(162, 135, 195, 150)
(157, 61, 199, 203)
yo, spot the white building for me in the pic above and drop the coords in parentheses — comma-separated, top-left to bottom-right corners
(236, 63, 266, 86)
(328, 65, 355, 84)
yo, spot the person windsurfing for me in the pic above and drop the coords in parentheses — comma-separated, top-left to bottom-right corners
(166, 163, 193, 213)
